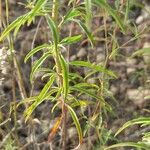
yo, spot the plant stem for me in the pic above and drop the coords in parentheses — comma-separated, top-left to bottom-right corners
(52, 1, 67, 149)
(52, 0, 58, 24)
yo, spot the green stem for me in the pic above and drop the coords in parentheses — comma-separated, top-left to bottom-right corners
(52, 1, 67, 149)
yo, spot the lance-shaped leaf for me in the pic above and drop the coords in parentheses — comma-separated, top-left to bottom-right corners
(30, 0, 47, 18)
(0, 13, 29, 41)
(60, 35, 82, 45)
(61, 8, 81, 25)
(46, 16, 59, 46)
(71, 100, 94, 107)
(59, 55, 69, 100)
(115, 117, 150, 137)
(24, 74, 55, 121)
(70, 61, 116, 78)
(13, 12, 32, 37)
(71, 86, 101, 101)
(75, 83, 99, 89)
(73, 19, 94, 47)
(104, 142, 150, 150)
(24, 44, 52, 63)
(0, 0, 47, 41)
(67, 105, 83, 145)
(94, 0, 125, 32)
(132, 48, 150, 57)
(30, 52, 51, 81)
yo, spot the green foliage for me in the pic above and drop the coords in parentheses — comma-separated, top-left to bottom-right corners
(24, 74, 55, 121)
(115, 117, 150, 136)
(105, 117, 150, 149)
(67, 105, 83, 144)
(59, 54, 69, 100)
(94, 0, 125, 32)
(132, 48, 150, 57)
(70, 61, 116, 78)
(1, 0, 147, 149)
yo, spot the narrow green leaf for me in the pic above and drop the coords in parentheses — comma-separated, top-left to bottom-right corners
(115, 117, 150, 136)
(0, 14, 27, 41)
(67, 105, 83, 144)
(17, 96, 37, 107)
(24, 74, 55, 121)
(71, 100, 94, 107)
(60, 35, 82, 45)
(30, 0, 47, 18)
(105, 142, 150, 150)
(94, 0, 125, 32)
(69, 73, 84, 81)
(59, 55, 69, 100)
(46, 16, 59, 46)
(73, 19, 94, 47)
(70, 61, 116, 78)
(75, 83, 99, 89)
(71, 86, 99, 100)
(132, 48, 150, 57)
(30, 52, 51, 81)
(63, 8, 81, 24)
(14, 13, 31, 37)
(24, 44, 51, 63)
(0, 0, 47, 41)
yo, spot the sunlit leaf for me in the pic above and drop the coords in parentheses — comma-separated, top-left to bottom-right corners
(115, 117, 150, 136)
(0, 0, 47, 41)
(59, 55, 69, 100)
(24, 44, 52, 63)
(73, 19, 94, 47)
(24, 74, 55, 121)
(105, 142, 150, 150)
(70, 61, 116, 78)
(46, 15, 59, 46)
(0, 14, 28, 41)
(60, 35, 82, 45)
(67, 105, 83, 145)
(71, 86, 100, 101)
(75, 83, 99, 89)
(30, 52, 51, 81)
(71, 100, 94, 107)
(62, 8, 81, 24)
